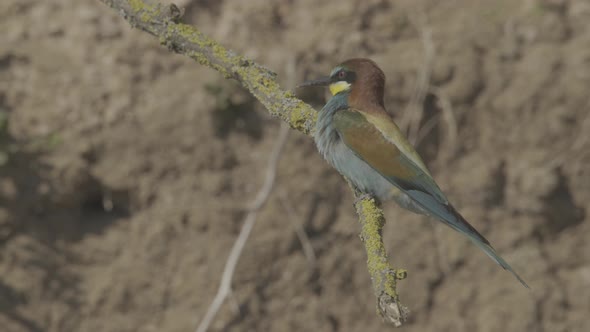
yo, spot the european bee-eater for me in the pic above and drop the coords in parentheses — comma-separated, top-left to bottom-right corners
(299, 58, 528, 288)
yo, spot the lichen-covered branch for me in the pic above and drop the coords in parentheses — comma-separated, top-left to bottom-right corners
(99, 0, 316, 135)
(98, 0, 409, 326)
(354, 196, 409, 326)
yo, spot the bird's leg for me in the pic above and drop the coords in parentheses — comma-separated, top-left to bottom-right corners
(353, 192, 375, 205)
(346, 180, 380, 205)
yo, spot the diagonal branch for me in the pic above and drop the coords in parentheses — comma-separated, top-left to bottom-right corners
(98, 0, 409, 326)
(99, 0, 316, 135)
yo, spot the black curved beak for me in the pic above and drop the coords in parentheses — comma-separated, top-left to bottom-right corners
(297, 76, 332, 88)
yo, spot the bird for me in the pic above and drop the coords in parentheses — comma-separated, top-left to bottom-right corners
(298, 58, 529, 288)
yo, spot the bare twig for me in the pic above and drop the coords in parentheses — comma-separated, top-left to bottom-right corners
(99, 0, 409, 326)
(414, 112, 441, 147)
(195, 123, 290, 332)
(400, 15, 434, 145)
(278, 190, 317, 269)
(427, 87, 459, 162)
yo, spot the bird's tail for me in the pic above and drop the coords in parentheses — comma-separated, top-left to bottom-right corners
(467, 235, 530, 288)
(402, 189, 529, 288)
(443, 205, 530, 289)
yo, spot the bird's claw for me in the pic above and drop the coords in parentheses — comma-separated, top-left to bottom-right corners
(354, 193, 374, 205)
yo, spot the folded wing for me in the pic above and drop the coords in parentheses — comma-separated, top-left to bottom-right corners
(333, 109, 529, 288)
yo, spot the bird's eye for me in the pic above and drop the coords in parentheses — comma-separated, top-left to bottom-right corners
(337, 70, 346, 80)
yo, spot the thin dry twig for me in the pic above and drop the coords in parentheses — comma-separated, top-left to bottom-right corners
(414, 112, 441, 147)
(414, 86, 459, 271)
(431, 87, 458, 162)
(413, 90, 458, 162)
(278, 189, 317, 269)
(400, 14, 434, 144)
(195, 123, 290, 332)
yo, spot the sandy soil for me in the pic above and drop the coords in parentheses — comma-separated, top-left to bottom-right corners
(1, 0, 589, 331)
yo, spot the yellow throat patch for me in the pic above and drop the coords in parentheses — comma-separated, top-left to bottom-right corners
(329, 81, 351, 96)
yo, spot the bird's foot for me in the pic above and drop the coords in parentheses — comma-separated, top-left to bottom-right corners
(354, 193, 374, 205)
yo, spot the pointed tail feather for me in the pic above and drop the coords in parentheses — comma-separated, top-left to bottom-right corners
(406, 191, 530, 288)
(469, 238, 530, 289)
(442, 204, 530, 289)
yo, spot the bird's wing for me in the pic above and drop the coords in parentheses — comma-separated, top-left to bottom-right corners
(333, 109, 447, 203)
(333, 108, 530, 288)
(333, 108, 486, 243)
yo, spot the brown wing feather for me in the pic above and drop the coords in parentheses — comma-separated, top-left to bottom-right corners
(333, 109, 448, 204)
(333, 110, 416, 180)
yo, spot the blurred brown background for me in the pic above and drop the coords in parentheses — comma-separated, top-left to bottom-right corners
(1, 0, 589, 331)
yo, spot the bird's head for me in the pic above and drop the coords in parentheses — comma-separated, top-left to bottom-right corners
(298, 58, 385, 107)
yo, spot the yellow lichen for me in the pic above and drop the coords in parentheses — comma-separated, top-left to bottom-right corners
(356, 197, 399, 298)
(288, 102, 316, 134)
(128, 0, 147, 12)
(128, 0, 159, 20)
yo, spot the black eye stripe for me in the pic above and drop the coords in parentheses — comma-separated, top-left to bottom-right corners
(331, 69, 356, 83)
